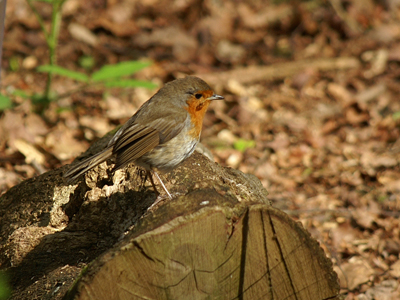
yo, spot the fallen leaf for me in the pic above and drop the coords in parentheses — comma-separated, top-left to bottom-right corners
(335, 256, 374, 290)
(14, 139, 45, 165)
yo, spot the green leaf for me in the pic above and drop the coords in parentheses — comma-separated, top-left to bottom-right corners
(91, 61, 152, 82)
(302, 168, 313, 177)
(0, 94, 12, 111)
(11, 90, 52, 103)
(104, 79, 157, 89)
(32, 92, 55, 104)
(393, 111, 400, 121)
(233, 139, 256, 152)
(378, 194, 388, 203)
(56, 106, 73, 113)
(0, 271, 11, 300)
(9, 56, 20, 71)
(79, 55, 95, 70)
(34, 0, 64, 3)
(12, 89, 30, 98)
(37, 65, 89, 82)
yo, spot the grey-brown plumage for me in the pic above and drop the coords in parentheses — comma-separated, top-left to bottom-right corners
(63, 76, 224, 197)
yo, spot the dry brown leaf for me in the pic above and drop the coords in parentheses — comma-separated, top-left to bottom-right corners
(79, 116, 113, 138)
(364, 280, 400, 300)
(331, 222, 361, 251)
(335, 257, 374, 290)
(389, 260, 400, 278)
(216, 40, 246, 64)
(0, 168, 20, 195)
(361, 152, 397, 169)
(68, 23, 99, 47)
(327, 82, 354, 106)
(352, 204, 380, 229)
(103, 94, 140, 120)
(133, 27, 197, 63)
(45, 124, 88, 161)
(13, 139, 45, 165)
(237, 3, 293, 29)
(1, 111, 48, 151)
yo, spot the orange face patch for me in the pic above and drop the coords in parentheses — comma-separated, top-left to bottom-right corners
(185, 89, 214, 138)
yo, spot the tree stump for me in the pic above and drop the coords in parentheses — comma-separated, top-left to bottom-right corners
(65, 198, 339, 300)
(0, 136, 340, 300)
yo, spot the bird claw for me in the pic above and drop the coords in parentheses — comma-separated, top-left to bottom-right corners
(147, 192, 183, 210)
(147, 194, 169, 210)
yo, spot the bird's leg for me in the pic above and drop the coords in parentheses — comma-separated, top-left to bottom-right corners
(151, 169, 172, 199)
(140, 169, 149, 190)
(146, 170, 159, 196)
(146, 169, 173, 210)
(145, 169, 172, 200)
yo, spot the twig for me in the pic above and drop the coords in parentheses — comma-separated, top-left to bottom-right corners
(197, 57, 360, 86)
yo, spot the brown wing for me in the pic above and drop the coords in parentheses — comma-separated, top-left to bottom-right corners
(112, 115, 188, 170)
(63, 147, 114, 182)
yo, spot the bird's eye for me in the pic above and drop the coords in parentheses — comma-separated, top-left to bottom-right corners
(195, 93, 202, 99)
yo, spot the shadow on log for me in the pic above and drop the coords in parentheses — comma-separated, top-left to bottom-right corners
(0, 135, 340, 300)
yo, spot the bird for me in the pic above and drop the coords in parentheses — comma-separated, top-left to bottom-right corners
(63, 76, 224, 199)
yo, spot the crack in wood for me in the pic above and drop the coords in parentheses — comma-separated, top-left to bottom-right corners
(261, 209, 274, 300)
(267, 210, 299, 300)
(237, 207, 249, 300)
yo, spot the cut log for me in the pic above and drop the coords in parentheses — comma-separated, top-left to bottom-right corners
(65, 193, 339, 300)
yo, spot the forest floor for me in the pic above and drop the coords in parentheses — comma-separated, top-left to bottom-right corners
(1, 0, 400, 299)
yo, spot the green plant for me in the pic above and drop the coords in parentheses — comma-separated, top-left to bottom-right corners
(79, 55, 95, 70)
(0, 271, 11, 300)
(25, 0, 156, 106)
(37, 60, 157, 90)
(26, 0, 65, 101)
(393, 111, 400, 121)
(233, 138, 256, 152)
(0, 94, 12, 111)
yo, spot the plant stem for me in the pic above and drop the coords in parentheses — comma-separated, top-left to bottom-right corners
(26, 0, 50, 43)
(44, 0, 65, 101)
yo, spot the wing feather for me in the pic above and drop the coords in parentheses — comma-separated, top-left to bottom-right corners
(111, 114, 188, 170)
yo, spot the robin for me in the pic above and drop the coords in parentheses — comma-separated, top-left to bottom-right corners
(64, 76, 224, 199)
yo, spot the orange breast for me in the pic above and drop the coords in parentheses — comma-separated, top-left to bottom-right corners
(185, 90, 213, 139)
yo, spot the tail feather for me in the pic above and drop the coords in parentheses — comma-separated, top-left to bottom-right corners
(63, 148, 113, 183)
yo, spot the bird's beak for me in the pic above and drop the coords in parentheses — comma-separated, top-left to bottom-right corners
(207, 94, 224, 101)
